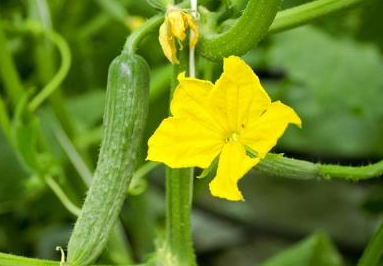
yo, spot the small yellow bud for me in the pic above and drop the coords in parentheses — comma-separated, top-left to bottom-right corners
(159, 6, 199, 64)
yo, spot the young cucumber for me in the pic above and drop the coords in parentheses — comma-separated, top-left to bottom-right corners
(67, 52, 149, 266)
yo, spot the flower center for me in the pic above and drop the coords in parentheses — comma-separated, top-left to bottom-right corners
(226, 132, 239, 143)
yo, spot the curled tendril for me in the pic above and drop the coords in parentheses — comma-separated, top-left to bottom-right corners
(28, 28, 71, 112)
(0, 21, 71, 112)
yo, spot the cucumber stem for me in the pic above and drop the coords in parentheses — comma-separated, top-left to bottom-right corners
(257, 153, 383, 181)
(124, 15, 163, 54)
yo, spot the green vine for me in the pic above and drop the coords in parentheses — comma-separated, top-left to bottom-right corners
(257, 153, 383, 181)
(269, 0, 375, 34)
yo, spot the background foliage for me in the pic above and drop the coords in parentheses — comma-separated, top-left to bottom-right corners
(0, 0, 383, 265)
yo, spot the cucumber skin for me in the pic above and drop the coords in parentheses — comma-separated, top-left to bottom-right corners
(67, 53, 149, 266)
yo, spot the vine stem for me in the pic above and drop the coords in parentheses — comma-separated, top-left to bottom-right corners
(357, 219, 383, 266)
(269, 0, 375, 34)
(257, 153, 383, 181)
(124, 15, 163, 54)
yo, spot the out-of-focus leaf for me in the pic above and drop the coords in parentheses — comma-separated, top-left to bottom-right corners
(259, 232, 344, 266)
(0, 130, 28, 203)
(67, 89, 105, 130)
(195, 171, 379, 249)
(267, 26, 383, 158)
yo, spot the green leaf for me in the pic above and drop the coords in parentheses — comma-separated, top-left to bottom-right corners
(267, 26, 383, 158)
(259, 232, 344, 266)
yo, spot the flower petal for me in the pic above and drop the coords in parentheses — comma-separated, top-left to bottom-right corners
(168, 9, 186, 41)
(184, 13, 199, 48)
(210, 56, 271, 132)
(171, 73, 225, 134)
(147, 117, 224, 168)
(240, 101, 302, 158)
(159, 19, 179, 64)
(209, 141, 260, 201)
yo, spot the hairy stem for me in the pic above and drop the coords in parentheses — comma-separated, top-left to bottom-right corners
(257, 153, 383, 181)
(124, 15, 163, 54)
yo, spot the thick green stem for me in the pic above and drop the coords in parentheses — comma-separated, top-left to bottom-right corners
(269, 0, 375, 34)
(124, 15, 163, 54)
(257, 153, 383, 181)
(357, 219, 383, 266)
(163, 51, 196, 266)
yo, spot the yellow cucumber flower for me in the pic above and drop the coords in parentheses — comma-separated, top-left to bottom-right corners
(159, 6, 199, 64)
(147, 56, 301, 201)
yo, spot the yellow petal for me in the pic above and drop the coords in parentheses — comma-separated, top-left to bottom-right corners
(171, 73, 225, 134)
(209, 141, 260, 201)
(240, 101, 302, 158)
(211, 56, 271, 132)
(159, 19, 179, 64)
(167, 9, 186, 41)
(184, 13, 199, 48)
(147, 117, 224, 168)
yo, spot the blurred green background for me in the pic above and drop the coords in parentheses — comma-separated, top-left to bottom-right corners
(0, 0, 383, 265)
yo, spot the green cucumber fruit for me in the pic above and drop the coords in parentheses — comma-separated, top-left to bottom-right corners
(67, 52, 149, 266)
(198, 0, 282, 61)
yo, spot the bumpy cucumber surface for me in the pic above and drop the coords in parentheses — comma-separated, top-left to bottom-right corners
(67, 53, 149, 266)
